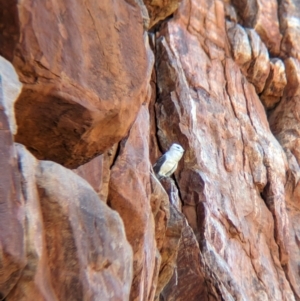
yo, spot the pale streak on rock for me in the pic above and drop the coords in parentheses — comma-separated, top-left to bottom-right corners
(0, 56, 21, 135)
(0, 57, 26, 300)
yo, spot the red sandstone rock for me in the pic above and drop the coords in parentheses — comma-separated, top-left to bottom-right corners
(227, 23, 271, 94)
(6, 144, 133, 301)
(150, 175, 170, 252)
(148, 174, 170, 300)
(227, 22, 252, 70)
(283, 58, 300, 98)
(109, 105, 157, 301)
(153, 179, 184, 300)
(108, 105, 184, 301)
(161, 220, 209, 301)
(279, 0, 300, 60)
(260, 58, 287, 110)
(0, 57, 26, 300)
(2, 0, 300, 300)
(154, 203, 183, 300)
(144, 0, 182, 28)
(246, 29, 270, 93)
(268, 57, 300, 298)
(269, 58, 300, 148)
(73, 144, 118, 202)
(155, 0, 296, 299)
(266, 1, 300, 294)
(231, 0, 282, 56)
(0, 0, 153, 168)
(7, 145, 58, 301)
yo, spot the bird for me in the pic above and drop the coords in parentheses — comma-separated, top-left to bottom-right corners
(153, 143, 184, 179)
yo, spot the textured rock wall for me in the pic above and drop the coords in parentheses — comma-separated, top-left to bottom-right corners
(1, 0, 300, 300)
(154, 0, 295, 299)
(0, 0, 153, 168)
(0, 50, 25, 301)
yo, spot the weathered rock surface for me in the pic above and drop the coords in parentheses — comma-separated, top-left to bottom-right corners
(108, 104, 186, 301)
(268, 56, 300, 298)
(153, 179, 184, 300)
(0, 57, 25, 300)
(246, 29, 270, 93)
(268, 58, 300, 157)
(161, 220, 208, 301)
(148, 174, 170, 300)
(0, 57, 134, 300)
(6, 144, 133, 301)
(154, 202, 183, 300)
(0, 0, 153, 168)
(109, 105, 157, 301)
(228, 24, 270, 94)
(73, 145, 118, 202)
(227, 21, 287, 111)
(0, 56, 21, 134)
(155, 0, 296, 299)
(260, 58, 287, 110)
(144, 0, 181, 29)
(231, 0, 282, 56)
(227, 22, 252, 70)
(279, 0, 300, 60)
(2, 0, 300, 300)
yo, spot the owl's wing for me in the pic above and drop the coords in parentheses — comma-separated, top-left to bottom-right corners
(153, 154, 167, 174)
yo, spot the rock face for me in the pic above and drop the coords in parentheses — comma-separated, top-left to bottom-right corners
(109, 105, 157, 301)
(0, 54, 25, 301)
(268, 56, 300, 299)
(144, 0, 181, 28)
(0, 0, 153, 168)
(6, 144, 133, 301)
(260, 58, 287, 110)
(154, 0, 297, 299)
(161, 220, 208, 301)
(154, 181, 185, 301)
(73, 145, 118, 202)
(227, 23, 271, 94)
(279, 0, 300, 60)
(231, 0, 282, 56)
(2, 0, 300, 300)
(0, 56, 133, 301)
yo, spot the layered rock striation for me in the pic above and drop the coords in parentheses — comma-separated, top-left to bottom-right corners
(1, 0, 300, 300)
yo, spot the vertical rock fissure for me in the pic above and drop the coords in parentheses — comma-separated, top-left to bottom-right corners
(109, 141, 121, 170)
(153, 28, 166, 156)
